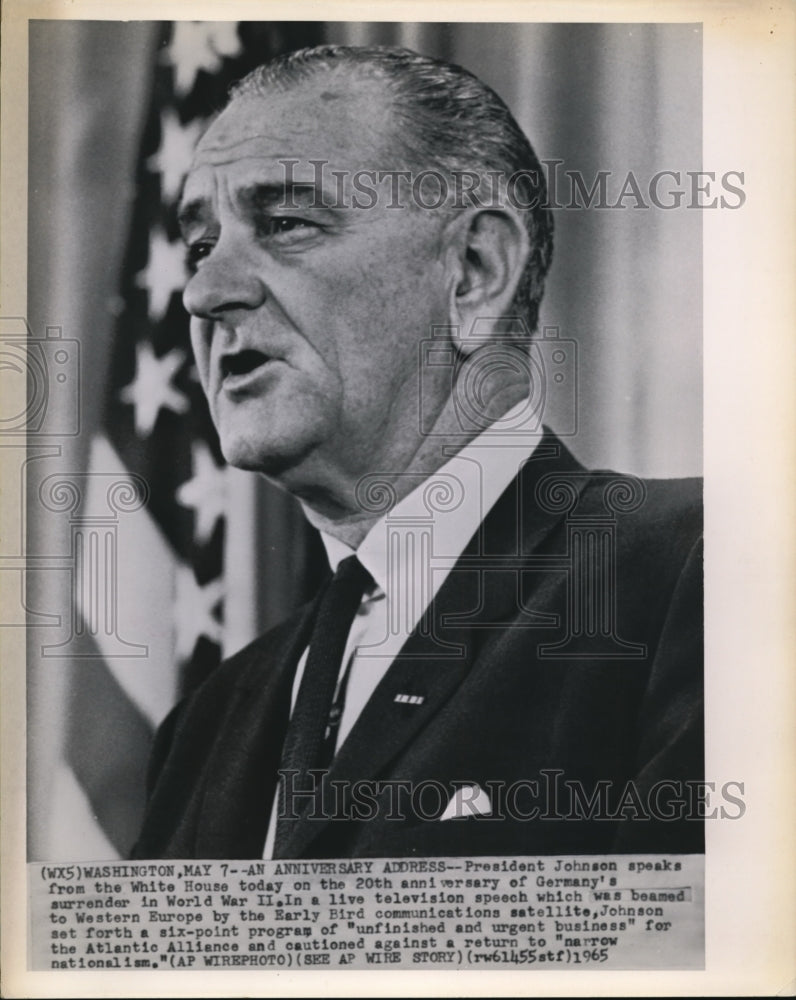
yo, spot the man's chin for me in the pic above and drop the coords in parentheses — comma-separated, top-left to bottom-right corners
(219, 434, 316, 480)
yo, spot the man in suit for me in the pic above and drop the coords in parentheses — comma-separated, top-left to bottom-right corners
(132, 45, 702, 859)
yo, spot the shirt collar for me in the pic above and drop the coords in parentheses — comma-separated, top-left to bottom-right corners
(320, 398, 544, 602)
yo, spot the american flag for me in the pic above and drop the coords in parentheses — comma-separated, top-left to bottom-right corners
(65, 21, 323, 859)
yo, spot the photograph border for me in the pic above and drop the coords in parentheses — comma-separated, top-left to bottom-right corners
(2, 1, 794, 997)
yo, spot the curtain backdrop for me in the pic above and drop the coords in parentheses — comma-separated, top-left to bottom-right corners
(26, 20, 701, 859)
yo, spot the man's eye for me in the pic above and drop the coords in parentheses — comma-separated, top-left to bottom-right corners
(185, 240, 214, 272)
(184, 218, 316, 271)
(260, 217, 315, 237)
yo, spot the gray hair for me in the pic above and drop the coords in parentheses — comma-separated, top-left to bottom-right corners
(229, 44, 554, 332)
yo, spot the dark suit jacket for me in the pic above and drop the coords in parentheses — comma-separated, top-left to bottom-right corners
(132, 431, 703, 859)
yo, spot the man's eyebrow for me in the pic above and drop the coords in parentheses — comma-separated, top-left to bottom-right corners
(178, 181, 333, 234)
(241, 181, 330, 210)
(177, 198, 207, 235)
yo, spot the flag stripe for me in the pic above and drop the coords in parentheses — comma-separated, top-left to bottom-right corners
(83, 433, 179, 726)
(65, 652, 154, 858)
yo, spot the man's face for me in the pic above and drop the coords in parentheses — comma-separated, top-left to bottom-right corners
(180, 75, 451, 492)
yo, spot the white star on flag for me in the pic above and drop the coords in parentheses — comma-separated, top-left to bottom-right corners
(176, 442, 227, 544)
(119, 343, 189, 437)
(174, 566, 224, 661)
(147, 109, 205, 203)
(136, 227, 187, 321)
(165, 22, 243, 98)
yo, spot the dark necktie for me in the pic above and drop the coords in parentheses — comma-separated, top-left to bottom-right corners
(274, 554, 372, 856)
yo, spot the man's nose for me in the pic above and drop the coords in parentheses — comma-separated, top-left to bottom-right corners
(182, 241, 267, 319)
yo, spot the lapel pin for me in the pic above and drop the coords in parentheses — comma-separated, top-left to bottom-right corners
(394, 693, 425, 705)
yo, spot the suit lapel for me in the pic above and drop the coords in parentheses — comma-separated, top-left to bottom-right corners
(280, 429, 587, 856)
(452, 433, 586, 624)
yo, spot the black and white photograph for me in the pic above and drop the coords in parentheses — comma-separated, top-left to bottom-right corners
(1, 3, 794, 996)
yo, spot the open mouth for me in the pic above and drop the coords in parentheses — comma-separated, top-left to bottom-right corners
(221, 349, 270, 382)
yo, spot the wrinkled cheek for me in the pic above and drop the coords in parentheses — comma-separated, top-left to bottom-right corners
(189, 318, 213, 392)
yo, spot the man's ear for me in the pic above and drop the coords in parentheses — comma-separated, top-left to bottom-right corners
(445, 207, 529, 355)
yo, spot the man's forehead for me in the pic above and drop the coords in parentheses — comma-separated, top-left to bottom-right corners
(192, 74, 394, 167)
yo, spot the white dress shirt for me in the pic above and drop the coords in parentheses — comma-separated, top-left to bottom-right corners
(263, 398, 543, 857)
